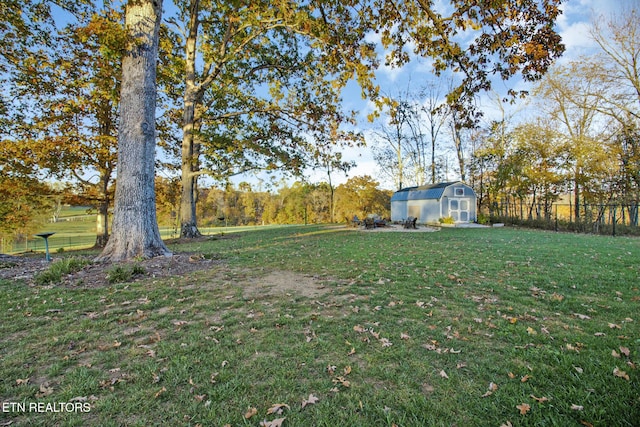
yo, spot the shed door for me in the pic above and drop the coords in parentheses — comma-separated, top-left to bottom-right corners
(449, 199, 470, 222)
(408, 204, 421, 221)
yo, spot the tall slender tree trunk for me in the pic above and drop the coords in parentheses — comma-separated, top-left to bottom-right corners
(180, 0, 203, 238)
(97, 0, 171, 262)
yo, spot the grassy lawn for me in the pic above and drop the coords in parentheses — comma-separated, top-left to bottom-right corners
(1, 225, 638, 426)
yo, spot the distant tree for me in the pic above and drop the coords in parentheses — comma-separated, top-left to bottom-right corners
(10, 8, 125, 247)
(334, 176, 391, 221)
(535, 63, 614, 222)
(508, 121, 566, 219)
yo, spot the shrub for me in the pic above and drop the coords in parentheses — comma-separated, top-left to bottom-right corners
(34, 257, 90, 285)
(106, 263, 146, 284)
(438, 216, 455, 224)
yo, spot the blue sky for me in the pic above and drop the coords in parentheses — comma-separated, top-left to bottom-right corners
(293, 0, 639, 190)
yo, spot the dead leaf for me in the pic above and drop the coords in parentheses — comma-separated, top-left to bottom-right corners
(619, 346, 630, 357)
(520, 374, 531, 383)
(267, 403, 290, 415)
(526, 327, 537, 335)
(613, 367, 630, 381)
(571, 404, 584, 411)
(36, 383, 54, 398)
(508, 372, 516, 379)
(245, 407, 258, 419)
(608, 323, 621, 329)
(343, 366, 352, 376)
(439, 370, 449, 379)
(353, 325, 365, 333)
(482, 382, 498, 397)
(516, 403, 531, 415)
(15, 378, 30, 385)
(112, 340, 122, 348)
(400, 332, 411, 340)
(347, 347, 356, 356)
(154, 386, 166, 398)
(332, 376, 350, 388)
(612, 350, 621, 358)
(379, 337, 393, 347)
(573, 366, 583, 374)
(573, 313, 591, 320)
(530, 395, 549, 403)
(301, 394, 319, 409)
(260, 418, 286, 427)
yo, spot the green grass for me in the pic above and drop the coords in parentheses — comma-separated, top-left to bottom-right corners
(1, 225, 639, 426)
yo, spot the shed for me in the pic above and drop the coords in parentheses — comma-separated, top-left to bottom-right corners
(390, 181, 477, 224)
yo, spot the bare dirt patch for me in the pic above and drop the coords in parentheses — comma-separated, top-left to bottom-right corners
(241, 270, 332, 299)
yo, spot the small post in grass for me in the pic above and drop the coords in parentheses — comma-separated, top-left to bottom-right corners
(35, 232, 55, 262)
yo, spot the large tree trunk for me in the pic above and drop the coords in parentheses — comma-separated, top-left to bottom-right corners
(97, 0, 171, 262)
(179, 0, 203, 238)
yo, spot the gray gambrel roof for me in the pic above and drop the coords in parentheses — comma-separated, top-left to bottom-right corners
(390, 181, 464, 202)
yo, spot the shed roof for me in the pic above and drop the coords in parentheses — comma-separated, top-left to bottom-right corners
(391, 181, 464, 202)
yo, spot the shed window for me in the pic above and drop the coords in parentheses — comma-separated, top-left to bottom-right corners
(454, 187, 465, 196)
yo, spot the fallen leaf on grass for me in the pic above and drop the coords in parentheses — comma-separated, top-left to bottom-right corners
(15, 378, 30, 385)
(481, 382, 498, 397)
(608, 323, 621, 329)
(516, 403, 531, 415)
(520, 374, 531, 383)
(573, 313, 591, 320)
(530, 395, 550, 403)
(301, 394, 319, 409)
(439, 370, 449, 379)
(267, 403, 290, 415)
(260, 418, 286, 427)
(36, 384, 54, 398)
(613, 367, 630, 381)
(619, 346, 630, 357)
(332, 376, 351, 388)
(379, 337, 393, 347)
(400, 332, 411, 340)
(245, 407, 258, 419)
(154, 386, 166, 398)
(571, 404, 584, 411)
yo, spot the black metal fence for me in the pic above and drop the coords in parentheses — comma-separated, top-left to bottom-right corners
(489, 202, 640, 236)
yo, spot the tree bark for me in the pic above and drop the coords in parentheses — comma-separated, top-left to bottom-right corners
(97, 0, 171, 262)
(179, 0, 203, 238)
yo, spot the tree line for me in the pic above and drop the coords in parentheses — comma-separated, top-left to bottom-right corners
(156, 176, 391, 228)
(1, 0, 566, 261)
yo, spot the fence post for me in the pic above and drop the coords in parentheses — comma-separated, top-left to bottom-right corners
(612, 204, 616, 237)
